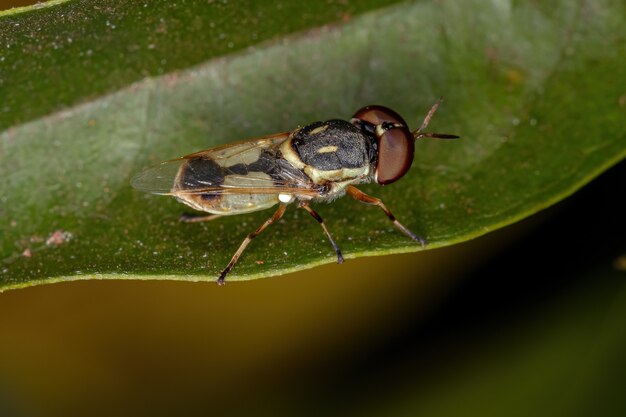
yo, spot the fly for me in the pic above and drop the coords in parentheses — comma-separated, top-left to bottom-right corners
(131, 99, 459, 285)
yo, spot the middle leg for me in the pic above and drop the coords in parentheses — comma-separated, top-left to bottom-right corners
(299, 201, 344, 264)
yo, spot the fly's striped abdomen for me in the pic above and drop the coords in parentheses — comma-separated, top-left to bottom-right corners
(172, 149, 280, 214)
(175, 191, 279, 215)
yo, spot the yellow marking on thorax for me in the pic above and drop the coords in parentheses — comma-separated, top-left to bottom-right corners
(304, 165, 369, 184)
(309, 124, 329, 135)
(316, 145, 338, 153)
(280, 138, 306, 169)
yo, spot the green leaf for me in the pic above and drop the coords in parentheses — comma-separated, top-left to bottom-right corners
(0, 0, 404, 131)
(1, 0, 625, 290)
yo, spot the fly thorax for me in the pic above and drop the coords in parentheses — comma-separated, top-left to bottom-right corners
(280, 119, 371, 184)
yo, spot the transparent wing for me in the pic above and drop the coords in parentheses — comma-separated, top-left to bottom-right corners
(131, 132, 323, 198)
(131, 157, 187, 195)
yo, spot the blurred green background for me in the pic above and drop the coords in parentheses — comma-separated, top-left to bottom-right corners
(1, 1, 625, 416)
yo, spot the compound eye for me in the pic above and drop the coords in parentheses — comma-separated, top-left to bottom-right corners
(352, 105, 408, 127)
(376, 126, 414, 185)
(352, 105, 414, 185)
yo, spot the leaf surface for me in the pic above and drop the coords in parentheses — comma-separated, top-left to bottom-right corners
(1, 0, 625, 290)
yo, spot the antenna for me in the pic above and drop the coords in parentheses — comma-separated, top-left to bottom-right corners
(412, 98, 460, 140)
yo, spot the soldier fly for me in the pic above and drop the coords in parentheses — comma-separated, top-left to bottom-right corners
(131, 99, 459, 285)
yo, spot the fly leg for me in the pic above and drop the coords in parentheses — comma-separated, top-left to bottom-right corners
(299, 201, 344, 264)
(179, 213, 222, 223)
(346, 185, 426, 246)
(217, 204, 288, 285)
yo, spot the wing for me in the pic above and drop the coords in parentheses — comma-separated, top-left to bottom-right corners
(131, 132, 323, 198)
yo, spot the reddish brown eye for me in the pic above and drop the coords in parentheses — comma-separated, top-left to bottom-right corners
(376, 127, 414, 185)
(352, 105, 414, 185)
(352, 105, 408, 127)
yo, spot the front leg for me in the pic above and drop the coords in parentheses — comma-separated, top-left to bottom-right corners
(346, 185, 426, 246)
